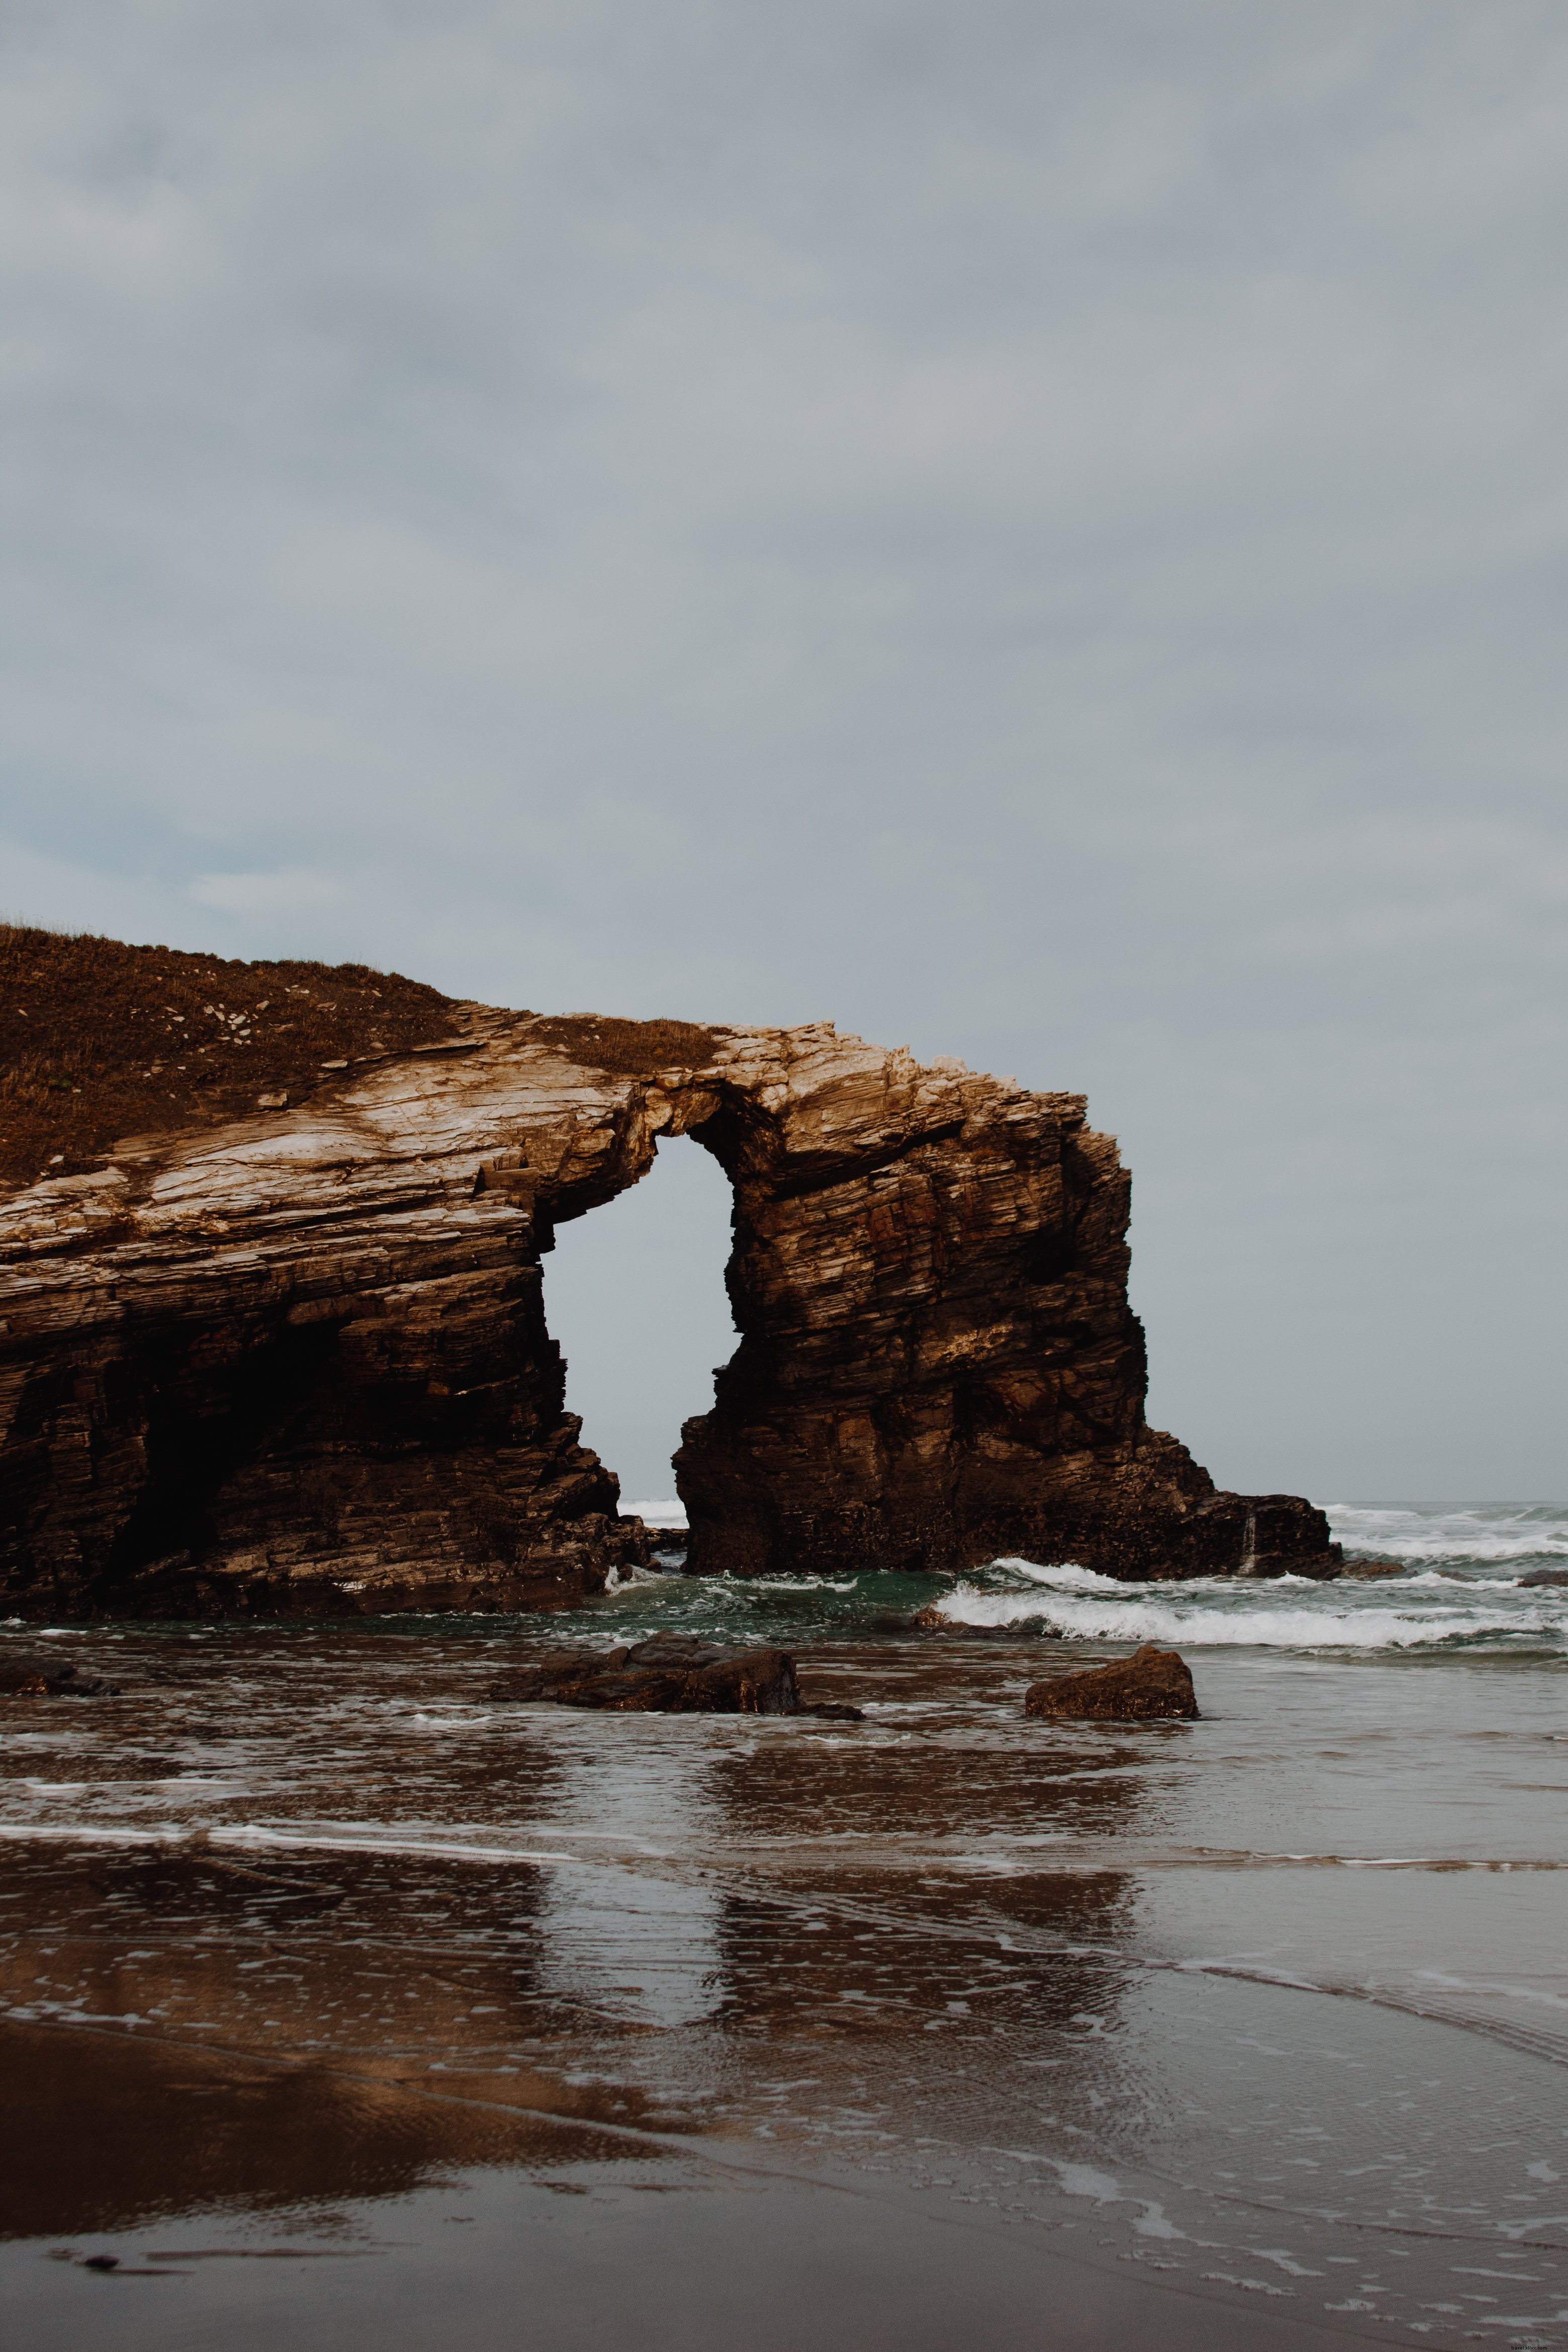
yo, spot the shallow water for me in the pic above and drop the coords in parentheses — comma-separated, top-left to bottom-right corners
(3, 1502, 1565, 2348)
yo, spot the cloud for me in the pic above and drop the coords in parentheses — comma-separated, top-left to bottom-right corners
(1, 0, 1564, 1490)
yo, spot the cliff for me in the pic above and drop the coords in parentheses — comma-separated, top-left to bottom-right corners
(0, 930, 1339, 1618)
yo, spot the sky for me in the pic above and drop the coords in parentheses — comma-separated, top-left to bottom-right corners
(3, 0, 1564, 1502)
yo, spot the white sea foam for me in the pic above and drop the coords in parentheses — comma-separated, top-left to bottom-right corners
(604, 1562, 668, 1591)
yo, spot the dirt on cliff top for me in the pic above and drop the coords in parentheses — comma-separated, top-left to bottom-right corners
(0, 925, 459, 1191)
(526, 1014, 720, 1077)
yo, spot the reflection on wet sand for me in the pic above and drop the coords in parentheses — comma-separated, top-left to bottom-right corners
(0, 2012, 631, 2240)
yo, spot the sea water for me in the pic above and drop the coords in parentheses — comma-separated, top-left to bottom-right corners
(2, 1502, 1564, 2350)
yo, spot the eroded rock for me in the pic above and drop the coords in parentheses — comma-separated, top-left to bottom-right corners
(1024, 1643, 1200, 1722)
(1, 937, 1341, 1618)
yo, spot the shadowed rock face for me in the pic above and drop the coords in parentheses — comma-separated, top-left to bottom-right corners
(0, 972, 1339, 1619)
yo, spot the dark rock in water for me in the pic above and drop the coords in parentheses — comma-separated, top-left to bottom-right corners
(0, 1658, 54, 1695)
(650, 1528, 689, 1554)
(0, 1652, 119, 1697)
(797, 1702, 865, 1722)
(1341, 1558, 1405, 1579)
(1, 930, 1339, 1619)
(1518, 1567, 1568, 1588)
(503, 1630, 799, 1714)
(1025, 1643, 1198, 1722)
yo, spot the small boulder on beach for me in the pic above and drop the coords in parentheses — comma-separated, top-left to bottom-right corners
(502, 1630, 800, 1714)
(1024, 1643, 1199, 1722)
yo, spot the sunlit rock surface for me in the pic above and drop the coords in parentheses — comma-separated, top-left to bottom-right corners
(0, 984, 1339, 1618)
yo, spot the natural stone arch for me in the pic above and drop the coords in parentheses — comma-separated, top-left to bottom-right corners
(0, 1001, 1338, 1620)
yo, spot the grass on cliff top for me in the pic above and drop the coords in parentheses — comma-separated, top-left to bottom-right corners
(0, 924, 458, 1191)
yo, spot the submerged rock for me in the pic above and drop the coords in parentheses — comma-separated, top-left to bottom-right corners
(1024, 1643, 1199, 1722)
(504, 1630, 800, 1714)
(1340, 1558, 1406, 1579)
(0, 1651, 119, 1697)
(1518, 1567, 1568, 1588)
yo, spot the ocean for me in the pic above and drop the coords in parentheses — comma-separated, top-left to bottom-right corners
(3, 1502, 1564, 2350)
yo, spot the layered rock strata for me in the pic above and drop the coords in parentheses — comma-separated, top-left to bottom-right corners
(1, 978, 1340, 1619)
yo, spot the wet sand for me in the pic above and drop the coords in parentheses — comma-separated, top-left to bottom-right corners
(3, 1609, 1566, 2348)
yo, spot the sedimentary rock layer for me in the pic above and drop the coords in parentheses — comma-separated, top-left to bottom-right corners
(0, 951, 1339, 1618)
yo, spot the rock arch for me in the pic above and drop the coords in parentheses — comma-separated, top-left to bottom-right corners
(0, 1004, 1339, 1618)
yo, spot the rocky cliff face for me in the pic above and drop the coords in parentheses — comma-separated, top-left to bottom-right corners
(0, 964, 1339, 1618)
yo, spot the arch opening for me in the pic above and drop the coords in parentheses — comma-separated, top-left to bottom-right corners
(540, 1133, 737, 1523)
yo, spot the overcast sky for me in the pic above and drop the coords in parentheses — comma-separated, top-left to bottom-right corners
(3, 1, 1564, 1501)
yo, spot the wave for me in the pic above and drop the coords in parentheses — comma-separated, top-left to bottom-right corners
(994, 1558, 1116, 1591)
(933, 1580, 1566, 1651)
